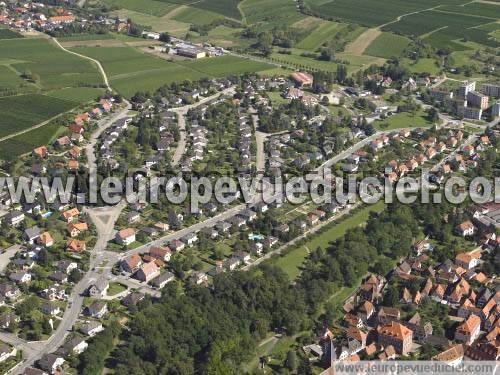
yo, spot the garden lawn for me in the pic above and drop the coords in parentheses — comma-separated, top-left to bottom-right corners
(108, 282, 128, 296)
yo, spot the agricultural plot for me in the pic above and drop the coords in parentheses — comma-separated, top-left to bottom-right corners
(307, 0, 466, 28)
(71, 45, 272, 97)
(0, 28, 22, 40)
(109, 9, 189, 34)
(0, 65, 37, 94)
(45, 87, 106, 103)
(0, 123, 65, 160)
(172, 6, 227, 25)
(105, 0, 178, 16)
(438, 2, 500, 19)
(0, 38, 103, 91)
(239, 0, 304, 26)
(56, 33, 115, 42)
(0, 94, 75, 138)
(179, 55, 272, 76)
(295, 21, 344, 50)
(165, 0, 242, 20)
(384, 10, 499, 47)
(363, 32, 411, 58)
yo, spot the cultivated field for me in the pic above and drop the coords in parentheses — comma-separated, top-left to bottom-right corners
(0, 123, 65, 160)
(0, 28, 22, 40)
(384, 9, 499, 47)
(0, 38, 103, 91)
(70, 45, 272, 97)
(306, 0, 469, 27)
(45, 87, 106, 103)
(105, 0, 178, 16)
(295, 21, 344, 50)
(363, 32, 411, 58)
(0, 94, 75, 138)
(239, 0, 305, 26)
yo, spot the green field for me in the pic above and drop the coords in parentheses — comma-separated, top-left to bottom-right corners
(70, 45, 272, 96)
(374, 109, 433, 130)
(364, 32, 411, 58)
(109, 9, 190, 34)
(105, 0, 179, 16)
(271, 201, 386, 279)
(268, 48, 382, 73)
(0, 38, 103, 91)
(0, 94, 75, 138)
(45, 87, 106, 103)
(239, 0, 305, 26)
(0, 122, 66, 160)
(404, 57, 441, 75)
(296, 21, 344, 50)
(56, 33, 115, 42)
(165, 0, 242, 20)
(307, 0, 467, 27)
(172, 6, 227, 25)
(439, 2, 500, 19)
(0, 29, 22, 40)
(384, 10, 499, 47)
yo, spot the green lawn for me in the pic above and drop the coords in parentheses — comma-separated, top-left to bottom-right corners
(271, 201, 386, 279)
(172, 5, 227, 25)
(374, 109, 434, 130)
(108, 282, 128, 296)
(364, 32, 411, 58)
(305, 201, 386, 250)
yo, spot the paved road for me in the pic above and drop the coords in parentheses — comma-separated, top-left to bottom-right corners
(170, 87, 235, 167)
(85, 101, 132, 176)
(11, 111, 130, 374)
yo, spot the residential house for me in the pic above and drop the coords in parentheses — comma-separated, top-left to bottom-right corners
(150, 272, 175, 289)
(84, 301, 108, 318)
(80, 321, 103, 337)
(88, 278, 109, 298)
(116, 228, 136, 246)
(377, 322, 413, 356)
(454, 314, 480, 344)
(135, 261, 160, 283)
(120, 254, 142, 273)
(37, 354, 64, 374)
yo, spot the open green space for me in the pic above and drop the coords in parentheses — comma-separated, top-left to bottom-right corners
(0, 94, 75, 138)
(108, 282, 128, 296)
(271, 201, 386, 279)
(438, 2, 500, 19)
(364, 32, 411, 58)
(295, 21, 344, 50)
(374, 109, 434, 130)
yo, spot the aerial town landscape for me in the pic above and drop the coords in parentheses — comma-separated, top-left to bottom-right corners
(0, 0, 499, 374)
